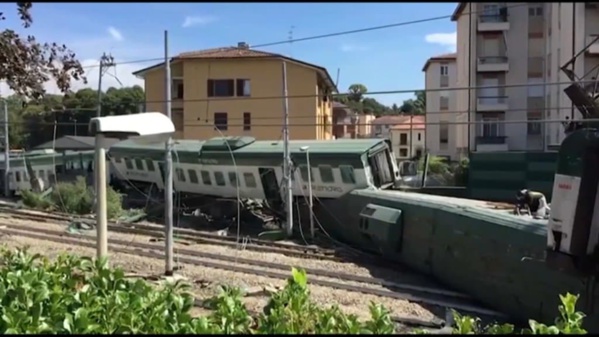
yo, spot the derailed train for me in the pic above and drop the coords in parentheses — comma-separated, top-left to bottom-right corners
(3, 132, 599, 331)
(0, 136, 400, 203)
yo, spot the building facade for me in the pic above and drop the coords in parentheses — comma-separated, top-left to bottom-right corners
(133, 43, 336, 140)
(422, 53, 468, 160)
(452, 2, 599, 152)
(389, 116, 426, 161)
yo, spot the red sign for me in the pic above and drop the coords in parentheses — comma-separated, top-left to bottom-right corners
(558, 183, 572, 190)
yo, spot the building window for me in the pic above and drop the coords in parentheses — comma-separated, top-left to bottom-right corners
(527, 78, 544, 97)
(482, 117, 499, 137)
(243, 112, 251, 131)
(214, 112, 228, 131)
(399, 148, 408, 157)
(440, 96, 449, 110)
(528, 5, 543, 17)
(207, 79, 235, 97)
(201, 170, 212, 185)
(339, 165, 356, 184)
(319, 165, 335, 183)
(172, 79, 184, 99)
(236, 79, 251, 97)
(528, 117, 542, 135)
(440, 64, 449, 76)
(399, 133, 408, 145)
(440, 122, 449, 144)
(243, 172, 257, 188)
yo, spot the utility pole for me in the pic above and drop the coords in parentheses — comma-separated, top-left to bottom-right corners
(164, 30, 175, 276)
(282, 62, 293, 237)
(94, 53, 116, 208)
(96, 53, 116, 118)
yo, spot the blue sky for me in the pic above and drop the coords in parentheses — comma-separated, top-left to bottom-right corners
(1, 2, 458, 106)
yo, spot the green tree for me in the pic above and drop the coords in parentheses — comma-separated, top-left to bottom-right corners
(6, 87, 145, 149)
(347, 83, 367, 103)
(399, 91, 426, 115)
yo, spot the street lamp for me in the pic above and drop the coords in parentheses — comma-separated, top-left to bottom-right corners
(89, 112, 175, 260)
(299, 145, 314, 239)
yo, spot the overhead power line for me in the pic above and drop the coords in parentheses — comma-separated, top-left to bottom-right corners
(79, 3, 529, 70)
(0, 117, 589, 128)
(12, 78, 595, 108)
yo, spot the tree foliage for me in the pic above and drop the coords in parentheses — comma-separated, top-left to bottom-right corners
(5, 86, 144, 149)
(334, 84, 425, 117)
(0, 3, 86, 98)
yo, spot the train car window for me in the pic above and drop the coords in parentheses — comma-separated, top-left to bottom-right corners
(188, 169, 199, 184)
(214, 172, 226, 186)
(201, 170, 212, 185)
(228, 172, 238, 186)
(15, 171, 21, 182)
(146, 159, 155, 172)
(340, 165, 356, 184)
(47, 170, 53, 178)
(125, 159, 133, 170)
(114, 157, 122, 163)
(243, 172, 257, 188)
(38, 170, 44, 179)
(175, 168, 186, 182)
(134, 158, 145, 171)
(73, 160, 80, 170)
(299, 165, 314, 182)
(319, 165, 335, 183)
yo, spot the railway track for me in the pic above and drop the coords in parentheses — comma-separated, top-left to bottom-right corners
(0, 205, 390, 266)
(0, 214, 505, 320)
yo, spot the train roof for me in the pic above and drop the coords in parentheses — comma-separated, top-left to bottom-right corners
(109, 136, 386, 155)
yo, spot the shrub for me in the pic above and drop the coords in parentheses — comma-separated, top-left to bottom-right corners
(20, 176, 123, 219)
(0, 247, 590, 334)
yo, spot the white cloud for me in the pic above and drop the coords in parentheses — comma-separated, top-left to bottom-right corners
(340, 43, 368, 52)
(181, 15, 217, 28)
(107, 26, 124, 42)
(424, 32, 457, 52)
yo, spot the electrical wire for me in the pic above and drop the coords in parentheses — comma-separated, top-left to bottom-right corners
(15, 78, 599, 109)
(76, 3, 530, 70)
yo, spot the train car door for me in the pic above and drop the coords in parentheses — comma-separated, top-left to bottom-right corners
(259, 167, 283, 208)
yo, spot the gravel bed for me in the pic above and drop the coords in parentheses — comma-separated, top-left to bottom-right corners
(0, 217, 437, 322)
(1, 214, 436, 287)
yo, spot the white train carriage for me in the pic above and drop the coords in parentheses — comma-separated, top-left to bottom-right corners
(107, 136, 400, 202)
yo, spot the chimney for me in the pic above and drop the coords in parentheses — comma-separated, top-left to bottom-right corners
(237, 42, 249, 49)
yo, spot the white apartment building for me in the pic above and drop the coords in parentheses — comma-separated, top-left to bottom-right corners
(422, 53, 468, 160)
(452, 2, 599, 152)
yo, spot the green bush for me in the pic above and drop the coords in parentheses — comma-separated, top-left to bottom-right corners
(0, 247, 589, 334)
(20, 176, 123, 219)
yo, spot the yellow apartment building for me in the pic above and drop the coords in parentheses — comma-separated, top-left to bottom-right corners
(132, 42, 337, 140)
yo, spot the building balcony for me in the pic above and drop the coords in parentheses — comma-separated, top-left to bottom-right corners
(477, 13, 509, 32)
(477, 96, 508, 112)
(586, 35, 599, 55)
(475, 136, 508, 152)
(477, 56, 509, 72)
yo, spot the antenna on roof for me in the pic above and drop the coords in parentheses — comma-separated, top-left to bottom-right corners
(288, 25, 295, 57)
(335, 68, 341, 88)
